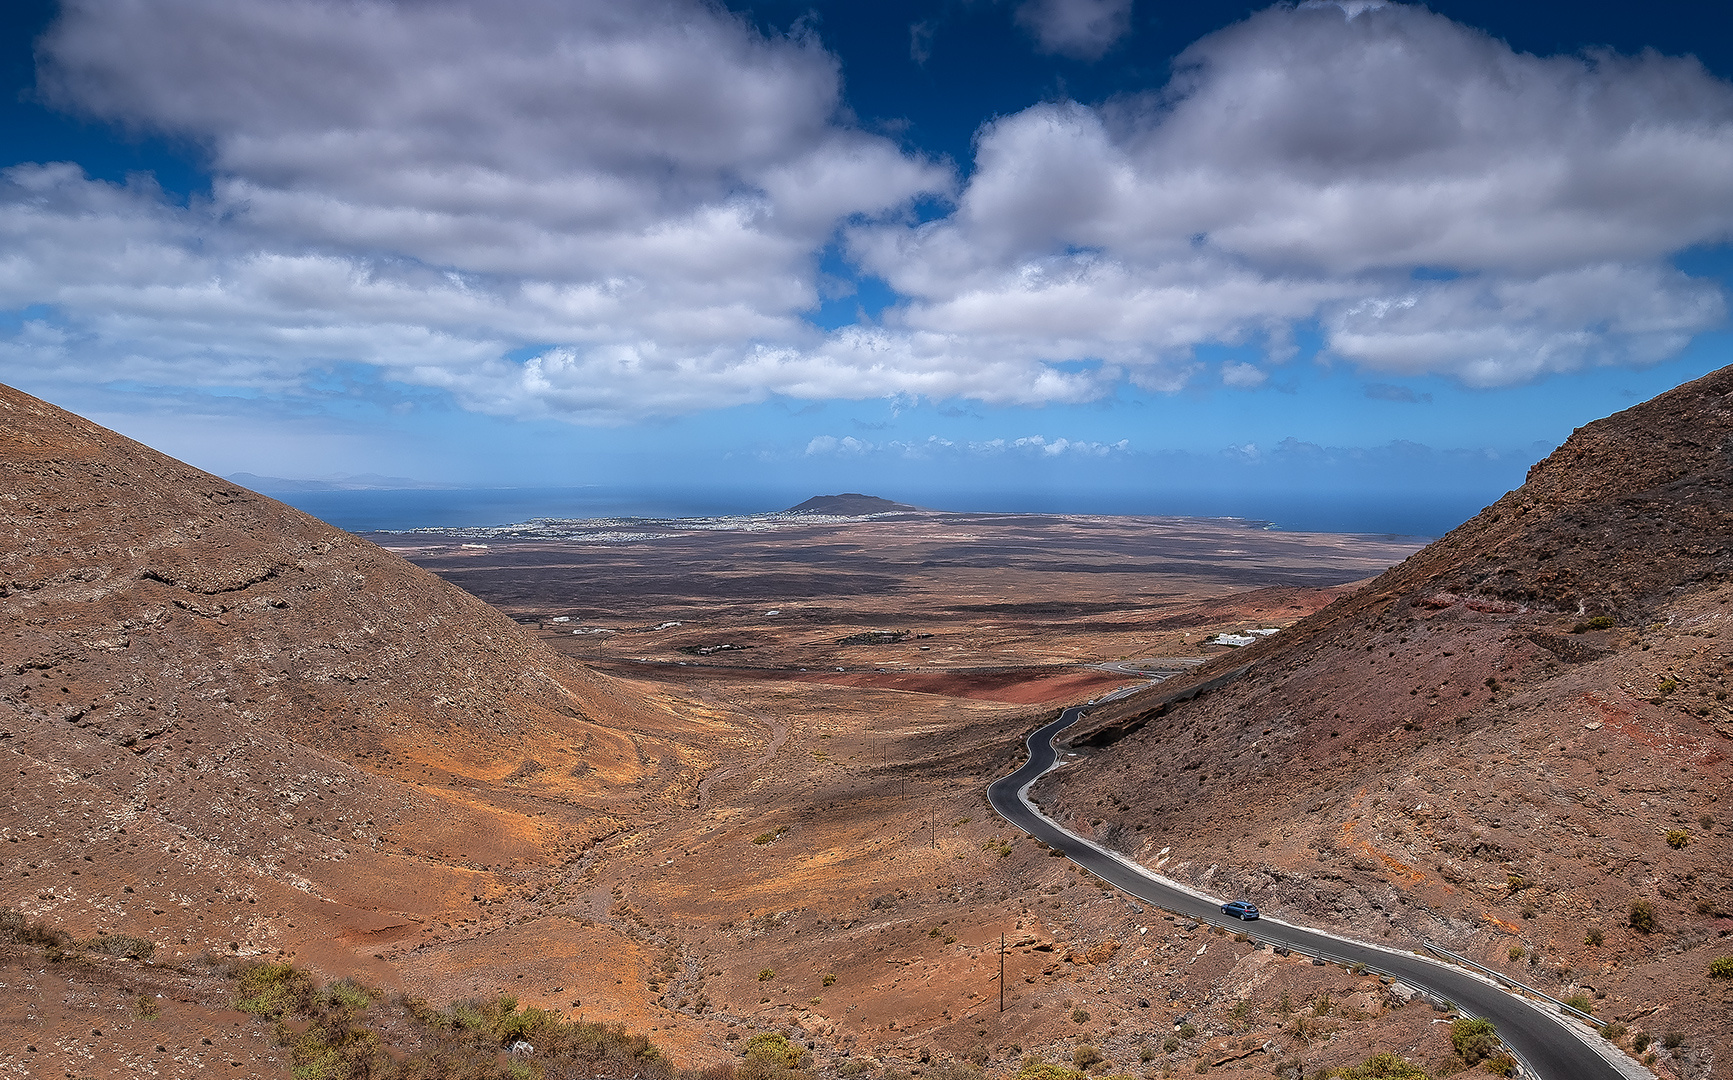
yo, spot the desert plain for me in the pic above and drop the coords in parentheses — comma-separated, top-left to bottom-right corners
(7, 367, 1733, 1080)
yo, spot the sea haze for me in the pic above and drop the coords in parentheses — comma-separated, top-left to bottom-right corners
(262, 485, 1495, 538)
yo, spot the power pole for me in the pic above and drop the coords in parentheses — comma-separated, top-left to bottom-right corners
(999, 932, 1005, 1012)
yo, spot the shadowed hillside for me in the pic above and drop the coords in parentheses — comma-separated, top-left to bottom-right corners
(1047, 365, 1733, 1077)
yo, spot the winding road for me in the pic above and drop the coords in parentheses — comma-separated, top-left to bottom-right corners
(987, 705, 1642, 1080)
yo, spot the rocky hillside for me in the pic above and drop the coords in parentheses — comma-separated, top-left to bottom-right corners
(0, 382, 735, 980)
(1045, 365, 1733, 1079)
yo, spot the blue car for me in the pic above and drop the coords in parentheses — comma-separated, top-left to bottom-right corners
(1221, 900, 1260, 921)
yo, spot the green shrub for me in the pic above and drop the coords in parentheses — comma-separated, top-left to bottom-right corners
(1139, 1043, 1155, 1063)
(1571, 616, 1615, 633)
(743, 1032, 802, 1068)
(758, 968, 774, 982)
(1450, 1017, 1500, 1065)
(1017, 1061, 1086, 1080)
(1709, 956, 1733, 979)
(1666, 830, 1690, 849)
(1178, 1024, 1197, 1040)
(1485, 1052, 1518, 1077)
(1632, 1033, 1652, 1052)
(1508, 945, 1525, 961)
(1584, 927, 1603, 947)
(1663, 1032, 1685, 1051)
(1601, 1021, 1627, 1040)
(234, 961, 317, 1018)
(1071, 1007, 1091, 1024)
(1325, 1052, 1429, 1079)
(1072, 1044, 1104, 1069)
(1162, 1036, 1180, 1054)
(1561, 993, 1593, 1015)
(1629, 898, 1658, 933)
(821, 972, 836, 987)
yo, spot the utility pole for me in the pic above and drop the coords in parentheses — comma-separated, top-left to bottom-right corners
(999, 932, 1005, 1012)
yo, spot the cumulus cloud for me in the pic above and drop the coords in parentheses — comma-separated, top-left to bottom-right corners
(3, 0, 1731, 421)
(1014, 0, 1133, 60)
(850, 2, 1733, 388)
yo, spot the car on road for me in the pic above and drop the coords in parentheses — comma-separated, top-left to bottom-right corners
(1221, 900, 1259, 921)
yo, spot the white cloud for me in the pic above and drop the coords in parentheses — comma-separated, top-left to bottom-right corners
(1221, 362, 1267, 388)
(851, 2, 1733, 387)
(2, 0, 1731, 422)
(1014, 0, 1133, 60)
(801, 432, 1129, 458)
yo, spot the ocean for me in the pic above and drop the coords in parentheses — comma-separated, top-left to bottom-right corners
(263, 484, 1503, 539)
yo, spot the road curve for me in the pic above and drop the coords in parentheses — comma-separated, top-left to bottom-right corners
(987, 706, 1633, 1080)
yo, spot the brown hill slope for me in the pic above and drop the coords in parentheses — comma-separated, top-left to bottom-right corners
(1046, 365, 1733, 1077)
(0, 383, 736, 981)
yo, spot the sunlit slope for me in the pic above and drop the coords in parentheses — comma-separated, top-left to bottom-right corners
(0, 382, 736, 974)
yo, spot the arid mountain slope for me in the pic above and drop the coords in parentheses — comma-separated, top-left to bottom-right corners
(0, 382, 737, 979)
(1047, 365, 1733, 1077)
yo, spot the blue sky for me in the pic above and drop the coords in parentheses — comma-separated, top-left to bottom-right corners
(2, 0, 1732, 530)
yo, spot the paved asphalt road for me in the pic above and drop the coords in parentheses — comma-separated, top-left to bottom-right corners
(987, 705, 1630, 1080)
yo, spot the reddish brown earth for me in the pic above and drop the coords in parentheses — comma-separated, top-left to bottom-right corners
(3, 373, 1600, 1080)
(1049, 365, 1733, 1079)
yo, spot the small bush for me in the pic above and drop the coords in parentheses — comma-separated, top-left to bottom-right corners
(1073, 1044, 1104, 1069)
(1327, 1052, 1429, 1079)
(1162, 1036, 1180, 1054)
(1139, 1044, 1155, 1063)
(1601, 1021, 1627, 1040)
(821, 973, 836, 987)
(1708, 956, 1733, 979)
(1629, 898, 1658, 933)
(1571, 616, 1615, 633)
(1561, 993, 1593, 1015)
(1508, 944, 1525, 961)
(1583, 927, 1603, 947)
(1657, 678, 1678, 696)
(1017, 1061, 1086, 1080)
(1663, 1032, 1685, 1051)
(757, 969, 774, 982)
(87, 933, 155, 961)
(234, 961, 317, 1018)
(1666, 830, 1690, 849)
(1177, 1024, 1197, 1040)
(1485, 1052, 1518, 1077)
(1632, 1033, 1652, 1052)
(1450, 1017, 1500, 1065)
(1071, 1007, 1091, 1024)
(0, 910, 72, 953)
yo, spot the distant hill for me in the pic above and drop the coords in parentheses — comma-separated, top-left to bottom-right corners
(785, 493, 924, 515)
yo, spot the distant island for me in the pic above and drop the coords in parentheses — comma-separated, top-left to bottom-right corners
(785, 493, 924, 515)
